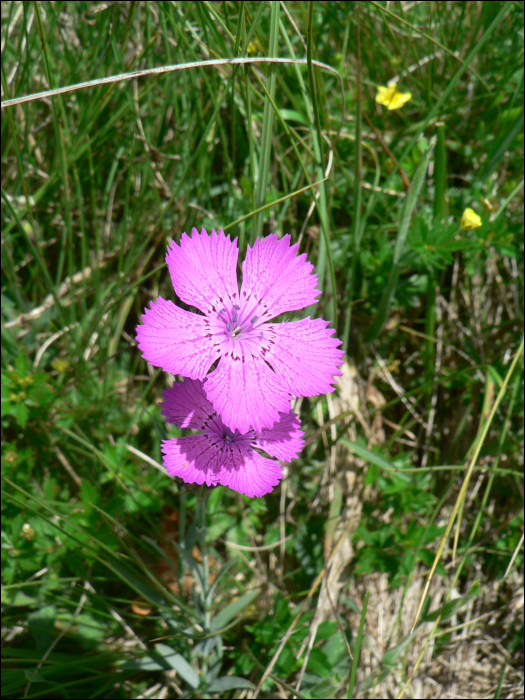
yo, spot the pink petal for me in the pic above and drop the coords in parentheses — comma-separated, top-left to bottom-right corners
(136, 297, 221, 379)
(161, 379, 216, 429)
(161, 435, 222, 487)
(204, 353, 292, 433)
(263, 318, 344, 396)
(254, 410, 304, 462)
(166, 228, 239, 315)
(218, 446, 283, 498)
(240, 234, 320, 322)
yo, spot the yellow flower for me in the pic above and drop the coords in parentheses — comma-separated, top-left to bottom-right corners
(51, 358, 70, 373)
(247, 40, 261, 56)
(460, 208, 482, 230)
(375, 83, 412, 110)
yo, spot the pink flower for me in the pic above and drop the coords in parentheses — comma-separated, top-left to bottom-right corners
(137, 229, 344, 433)
(160, 378, 303, 498)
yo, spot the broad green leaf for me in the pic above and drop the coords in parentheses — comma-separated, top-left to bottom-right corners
(5, 590, 37, 607)
(16, 351, 28, 377)
(27, 605, 56, 650)
(278, 108, 308, 125)
(15, 402, 29, 428)
(309, 676, 339, 698)
(80, 480, 100, 510)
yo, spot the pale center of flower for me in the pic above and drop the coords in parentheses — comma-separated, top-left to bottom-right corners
(216, 426, 254, 462)
(218, 303, 263, 347)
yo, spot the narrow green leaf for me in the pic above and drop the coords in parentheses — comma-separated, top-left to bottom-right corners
(433, 123, 447, 222)
(24, 671, 51, 684)
(348, 591, 369, 698)
(210, 589, 259, 632)
(120, 656, 165, 672)
(253, 1, 280, 242)
(423, 579, 480, 622)
(381, 633, 415, 667)
(278, 16, 338, 325)
(155, 644, 200, 689)
(493, 661, 508, 699)
(27, 605, 56, 650)
(278, 108, 308, 125)
(480, 109, 524, 181)
(379, 0, 514, 191)
(207, 676, 256, 692)
(366, 138, 435, 342)
(339, 438, 407, 476)
(207, 559, 235, 601)
(105, 560, 170, 610)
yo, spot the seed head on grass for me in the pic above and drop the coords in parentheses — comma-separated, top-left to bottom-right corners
(137, 229, 344, 433)
(160, 378, 304, 498)
(375, 83, 412, 110)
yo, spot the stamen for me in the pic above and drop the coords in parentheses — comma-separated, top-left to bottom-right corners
(232, 314, 238, 323)
(233, 304, 240, 310)
(219, 309, 226, 315)
(251, 315, 258, 323)
(227, 322, 232, 332)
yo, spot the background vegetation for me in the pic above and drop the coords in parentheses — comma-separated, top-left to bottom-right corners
(1, 1, 523, 698)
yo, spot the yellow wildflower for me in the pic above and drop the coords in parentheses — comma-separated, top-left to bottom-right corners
(247, 40, 261, 56)
(375, 83, 412, 110)
(51, 358, 70, 373)
(460, 208, 482, 230)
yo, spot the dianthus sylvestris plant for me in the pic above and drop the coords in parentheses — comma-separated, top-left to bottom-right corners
(137, 229, 344, 434)
(160, 378, 304, 498)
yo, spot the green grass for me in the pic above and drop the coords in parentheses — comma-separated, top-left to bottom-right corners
(2, 2, 523, 698)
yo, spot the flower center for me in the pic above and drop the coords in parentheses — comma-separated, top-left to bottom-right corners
(218, 303, 262, 344)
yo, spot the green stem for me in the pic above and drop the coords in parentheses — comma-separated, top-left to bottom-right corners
(344, 2, 362, 353)
(424, 273, 436, 392)
(253, 1, 280, 242)
(433, 122, 447, 222)
(348, 590, 369, 697)
(196, 486, 210, 631)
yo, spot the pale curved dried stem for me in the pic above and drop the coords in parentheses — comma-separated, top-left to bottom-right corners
(1, 59, 345, 154)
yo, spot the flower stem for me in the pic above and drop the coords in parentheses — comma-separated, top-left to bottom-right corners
(196, 485, 211, 632)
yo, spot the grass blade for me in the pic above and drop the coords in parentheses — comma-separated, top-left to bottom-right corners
(348, 590, 369, 698)
(411, 336, 524, 632)
(480, 108, 524, 182)
(253, 1, 280, 243)
(366, 138, 435, 342)
(378, 0, 514, 191)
